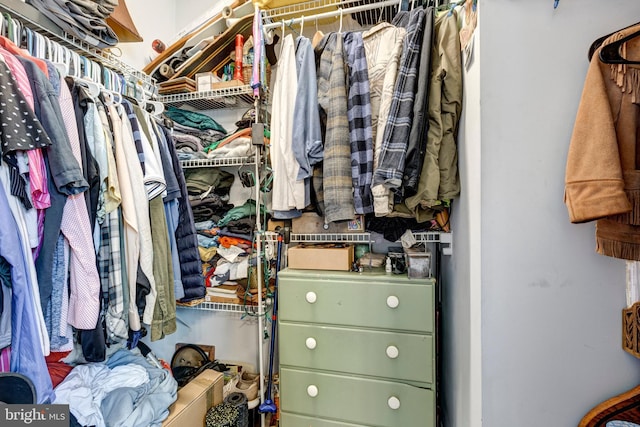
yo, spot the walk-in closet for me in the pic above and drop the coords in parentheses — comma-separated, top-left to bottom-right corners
(4, 0, 640, 426)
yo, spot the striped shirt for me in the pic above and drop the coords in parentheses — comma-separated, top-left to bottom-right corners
(373, 8, 426, 191)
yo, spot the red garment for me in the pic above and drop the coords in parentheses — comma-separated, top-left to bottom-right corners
(219, 236, 252, 248)
(46, 351, 73, 388)
(47, 361, 74, 388)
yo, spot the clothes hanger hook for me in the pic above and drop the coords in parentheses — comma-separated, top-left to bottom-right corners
(338, 8, 343, 34)
(300, 15, 304, 34)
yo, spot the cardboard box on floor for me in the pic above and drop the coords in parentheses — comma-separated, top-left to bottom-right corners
(162, 369, 223, 427)
(287, 244, 354, 271)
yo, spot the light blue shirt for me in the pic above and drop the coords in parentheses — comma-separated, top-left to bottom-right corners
(0, 183, 54, 403)
(292, 36, 323, 180)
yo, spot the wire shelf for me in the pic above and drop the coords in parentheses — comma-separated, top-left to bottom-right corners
(177, 301, 265, 314)
(180, 156, 255, 168)
(261, 0, 401, 30)
(160, 85, 256, 110)
(263, 232, 373, 243)
(413, 231, 447, 243)
(0, 0, 155, 94)
(263, 231, 451, 244)
(293, 232, 372, 243)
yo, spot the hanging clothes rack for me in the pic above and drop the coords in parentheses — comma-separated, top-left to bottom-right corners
(0, 0, 156, 96)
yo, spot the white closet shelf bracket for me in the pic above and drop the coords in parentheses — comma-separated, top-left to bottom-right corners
(439, 232, 453, 256)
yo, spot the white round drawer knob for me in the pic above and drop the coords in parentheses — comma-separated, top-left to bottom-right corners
(388, 396, 401, 410)
(386, 345, 399, 359)
(307, 385, 319, 397)
(305, 337, 317, 350)
(386, 295, 400, 309)
(305, 292, 317, 304)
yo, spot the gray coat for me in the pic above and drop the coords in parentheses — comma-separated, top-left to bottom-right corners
(315, 33, 355, 223)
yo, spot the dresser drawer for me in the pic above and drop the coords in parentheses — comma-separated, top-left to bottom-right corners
(279, 322, 433, 385)
(281, 413, 370, 427)
(280, 368, 435, 427)
(278, 271, 434, 333)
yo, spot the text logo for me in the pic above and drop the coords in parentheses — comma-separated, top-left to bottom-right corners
(1, 405, 69, 426)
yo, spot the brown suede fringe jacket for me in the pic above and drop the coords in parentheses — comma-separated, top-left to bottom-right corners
(565, 31, 640, 260)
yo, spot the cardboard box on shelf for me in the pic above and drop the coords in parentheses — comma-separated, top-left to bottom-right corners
(287, 243, 354, 271)
(291, 212, 364, 234)
(211, 79, 244, 89)
(162, 369, 223, 427)
(267, 218, 286, 232)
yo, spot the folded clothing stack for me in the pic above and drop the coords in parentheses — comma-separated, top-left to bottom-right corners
(26, 0, 119, 48)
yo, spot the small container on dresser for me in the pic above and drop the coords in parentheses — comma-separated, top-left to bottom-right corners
(277, 268, 436, 427)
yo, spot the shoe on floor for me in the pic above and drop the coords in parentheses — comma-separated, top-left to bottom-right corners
(240, 371, 259, 385)
(230, 377, 258, 401)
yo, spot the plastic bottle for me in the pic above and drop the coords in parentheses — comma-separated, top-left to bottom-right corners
(234, 34, 244, 82)
(385, 257, 392, 274)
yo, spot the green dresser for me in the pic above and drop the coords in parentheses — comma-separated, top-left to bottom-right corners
(278, 269, 436, 427)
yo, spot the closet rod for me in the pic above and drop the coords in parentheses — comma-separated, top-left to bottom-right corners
(262, 0, 401, 31)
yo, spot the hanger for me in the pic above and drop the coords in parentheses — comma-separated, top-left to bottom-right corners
(101, 89, 122, 106)
(599, 23, 640, 65)
(589, 22, 640, 61)
(300, 15, 304, 35)
(74, 76, 101, 97)
(51, 61, 68, 77)
(140, 88, 165, 116)
(312, 15, 324, 48)
(286, 18, 299, 37)
(146, 100, 165, 116)
(338, 8, 343, 34)
(279, 20, 286, 58)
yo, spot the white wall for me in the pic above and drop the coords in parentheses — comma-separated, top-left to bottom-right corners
(442, 15, 482, 427)
(479, 1, 640, 426)
(117, 0, 176, 70)
(175, 0, 224, 40)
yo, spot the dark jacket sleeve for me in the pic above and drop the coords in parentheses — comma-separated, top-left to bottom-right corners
(161, 125, 205, 301)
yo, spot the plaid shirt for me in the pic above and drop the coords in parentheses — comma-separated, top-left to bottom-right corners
(97, 209, 127, 344)
(121, 100, 145, 175)
(373, 8, 426, 191)
(315, 33, 355, 223)
(343, 32, 374, 215)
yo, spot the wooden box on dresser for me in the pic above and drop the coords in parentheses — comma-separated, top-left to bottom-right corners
(277, 268, 436, 427)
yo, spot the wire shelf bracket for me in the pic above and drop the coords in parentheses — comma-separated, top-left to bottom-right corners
(160, 85, 256, 110)
(180, 156, 256, 169)
(177, 301, 266, 315)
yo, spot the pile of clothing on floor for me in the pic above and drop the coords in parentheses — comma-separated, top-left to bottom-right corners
(48, 344, 177, 427)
